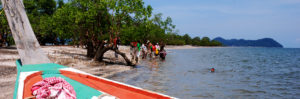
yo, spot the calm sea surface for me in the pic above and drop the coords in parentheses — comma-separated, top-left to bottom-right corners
(111, 47, 300, 99)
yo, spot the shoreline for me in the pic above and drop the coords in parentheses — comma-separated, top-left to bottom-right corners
(0, 45, 201, 98)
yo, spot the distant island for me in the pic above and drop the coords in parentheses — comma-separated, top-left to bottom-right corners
(213, 37, 283, 48)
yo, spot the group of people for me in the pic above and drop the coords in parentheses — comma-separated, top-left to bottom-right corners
(130, 40, 167, 63)
(111, 36, 167, 64)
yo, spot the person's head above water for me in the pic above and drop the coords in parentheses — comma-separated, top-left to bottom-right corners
(211, 68, 215, 72)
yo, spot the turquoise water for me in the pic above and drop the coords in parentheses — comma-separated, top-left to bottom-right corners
(111, 47, 300, 99)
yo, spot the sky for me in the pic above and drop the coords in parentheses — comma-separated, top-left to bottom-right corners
(144, 0, 300, 48)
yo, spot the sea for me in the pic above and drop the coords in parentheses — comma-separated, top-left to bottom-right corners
(110, 47, 300, 99)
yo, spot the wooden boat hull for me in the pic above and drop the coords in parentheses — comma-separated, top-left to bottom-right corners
(14, 60, 175, 99)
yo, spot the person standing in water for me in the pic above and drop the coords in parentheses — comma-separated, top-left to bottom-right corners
(159, 42, 167, 60)
(152, 44, 156, 58)
(130, 41, 138, 61)
(155, 43, 160, 56)
(113, 37, 121, 59)
(141, 43, 147, 59)
(147, 41, 153, 58)
(136, 41, 141, 62)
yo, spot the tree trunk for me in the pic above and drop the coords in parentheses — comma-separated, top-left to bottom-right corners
(87, 41, 94, 58)
(1, 0, 51, 65)
(93, 43, 136, 66)
(93, 43, 110, 61)
(113, 48, 136, 66)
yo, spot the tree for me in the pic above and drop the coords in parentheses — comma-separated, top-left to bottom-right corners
(192, 36, 201, 45)
(23, 0, 58, 45)
(183, 34, 192, 45)
(51, 0, 154, 66)
(210, 40, 222, 46)
(201, 37, 210, 46)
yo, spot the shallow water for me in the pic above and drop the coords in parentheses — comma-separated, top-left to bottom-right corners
(110, 47, 300, 99)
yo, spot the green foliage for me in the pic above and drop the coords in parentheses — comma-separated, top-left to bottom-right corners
(201, 37, 210, 46)
(23, 0, 58, 45)
(0, 0, 222, 47)
(210, 40, 222, 46)
(192, 36, 201, 45)
(183, 34, 192, 44)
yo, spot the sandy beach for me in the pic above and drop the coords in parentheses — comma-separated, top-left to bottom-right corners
(0, 45, 198, 98)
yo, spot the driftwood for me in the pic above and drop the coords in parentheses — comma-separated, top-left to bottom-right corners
(1, 0, 51, 65)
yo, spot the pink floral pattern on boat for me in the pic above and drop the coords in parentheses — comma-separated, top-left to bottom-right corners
(31, 77, 76, 99)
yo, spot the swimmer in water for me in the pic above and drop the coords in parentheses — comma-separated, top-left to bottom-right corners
(211, 68, 215, 72)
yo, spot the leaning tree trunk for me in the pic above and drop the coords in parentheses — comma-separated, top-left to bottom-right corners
(113, 48, 135, 66)
(93, 41, 108, 61)
(93, 43, 136, 66)
(1, 0, 51, 65)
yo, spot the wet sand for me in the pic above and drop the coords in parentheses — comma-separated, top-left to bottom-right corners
(0, 45, 194, 98)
